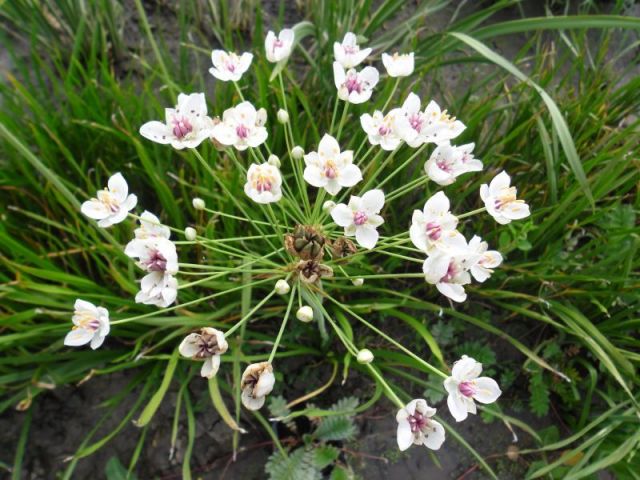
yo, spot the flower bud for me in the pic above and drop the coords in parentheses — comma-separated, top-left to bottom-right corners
(352, 277, 364, 287)
(192, 197, 205, 210)
(277, 109, 289, 124)
(268, 154, 281, 168)
(184, 227, 197, 241)
(274, 279, 290, 295)
(357, 348, 374, 364)
(296, 305, 314, 323)
(291, 146, 304, 160)
(322, 200, 336, 213)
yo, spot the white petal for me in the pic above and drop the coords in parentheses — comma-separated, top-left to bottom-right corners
(361, 189, 385, 213)
(452, 355, 482, 380)
(421, 419, 446, 450)
(318, 134, 341, 160)
(201, 355, 221, 378)
(139, 121, 173, 144)
(331, 204, 354, 227)
(90, 333, 106, 350)
(396, 419, 414, 451)
(447, 392, 469, 422)
(355, 225, 379, 249)
(436, 282, 467, 303)
(255, 370, 276, 397)
(64, 329, 94, 347)
(179, 334, 201, 357)
(338, 164, 362, 188)
(81, 200, 110, 220)
(472, 377, 502, 404)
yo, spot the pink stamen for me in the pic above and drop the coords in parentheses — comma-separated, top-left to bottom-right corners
(256, 178, 272, 193)
(459, 381, 476, 397)
(146, 250, 168, 272)
(440, 260, 457, 283)
(172, 116, 193, 139)
(409, 114, 423, 132)
(425, 222, 442, 240)
(436, 159, 452, 173)
(345, 75, 363, 94)
(378, 125, 390, 136)
(273, 39, 283, 53)
(408, 411, 429, 433)
(324, 166, 337, 179)
(236, 124, 249, 139)
(353, 211, 368, 226)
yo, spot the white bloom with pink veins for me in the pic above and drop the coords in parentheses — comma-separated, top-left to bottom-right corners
(480, 171, 531, 224)
(140, 93, 214, 150)
(423, 237, 478, 303)
(444, 355, 501, 422)
(396, 399, 445, 451)
(244, 163, 283, 204)
(410, 191, 461, 254)
(81, 172, 137, 228)
(425, 142, 483, 186)
(209, 50, 253, 82)
(382, 52, 414, 77)
(333, 62, 379, 104)
(64, 299, 110, 350)
(265, 29, 294, 63)
(212, 102, 268, 151)
(334, 32, 372, 68)
(331, 189, 385, 249)
(394, 93, 465, 147)
(303, 134, 362, 195)
(136, 271, 178, 308)
(360, 110, 403, 151)
(467, 235, 503, 282)
(125, 236, 179, 276)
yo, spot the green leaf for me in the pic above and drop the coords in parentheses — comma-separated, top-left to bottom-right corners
(266, 448, 321, 480)
(134, 348, 179, 427)
(105, 457, 138, 480)
(313, 445, 339, 470)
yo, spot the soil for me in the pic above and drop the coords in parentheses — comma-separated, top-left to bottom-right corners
(1, 1, 637, 479)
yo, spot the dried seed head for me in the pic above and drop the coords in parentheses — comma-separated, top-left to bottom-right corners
(332, 237, 358, 258)
(285, 225, 326, 260)
(296, 260, 333, 284)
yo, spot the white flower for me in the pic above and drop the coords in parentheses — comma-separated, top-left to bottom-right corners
(423, 238, 478, 303)
(241, 362, 275, 410)
(64, 299, 110, 350)
(333, 62, 379, 104)
(396, 399, 445, 451)
(409, 192, 460, 254)
(467, 236, 503, 283)
(444, 355, 501, 422)
(357, 349, 374, 364)
(296, 306, 314, 323)
(81, 173, 137, 228)
(265, 29, 294, 63)
(333, 32, 371, 68)
(140, 93, 214, 150)
(331, 189, 385, 249)
(125, 236, 179, 275)
(303, 134, 362, 195)
(179, 327, 228, 378)
(133, 211, 170, 240)
(425, 142, 483, 186)
(394, 93, 465, 148)
(480, 171, 531, 225)
(192, 197, 206, 210)
(277, 109, 289, 124)
(291, 146, 305, 160)
(381, 52, 414, 77)
(274, 279, 290, 295)
(360, 110, 403, 151)
(184, 227, 197, 241)
(212, 101, 268, 151)
(244, 163, 282, 204)
(135, 272, 178, 308)
(209, 50, 253, 82)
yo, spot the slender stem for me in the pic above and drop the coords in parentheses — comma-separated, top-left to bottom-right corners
(376, 143, 428, 190)
(458, 207, 487, 219)
(336, 101, 350, 142)
(329, 96, 340, 134)
(232, 81, 245, 101)
(267, 285, 297, 363)
(381, 77, 401, 112)
(225, 288, 279, 337)
(365, 364, 405, 408)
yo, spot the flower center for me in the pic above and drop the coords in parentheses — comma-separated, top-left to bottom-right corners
(425, 221, 442, 241)
(353, 211, 368, 226)
(172, 116, 193, 139)
(97, 190, 120, 212)
(344, 45, 358, 55)
(436, 158, 453, 173)
(254, 175, 273, 193)
(378, 124, 390, 136)
(409, 113, 423, 132)
(495, 187, 518, 210)
(272, 39, 284, 52)
(76, 312, 100, 331)
(440, 260, 458, 283)
(146, 249, 168, 272)
(408, 411, 429, 433)
(459, 381, 477, 397)
(345, 75, 363, 94)
(236, 124, 249, 139)
(324, 161, 338, 179)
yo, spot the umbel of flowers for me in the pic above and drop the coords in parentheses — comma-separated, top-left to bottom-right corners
(71, 26, 531, 453)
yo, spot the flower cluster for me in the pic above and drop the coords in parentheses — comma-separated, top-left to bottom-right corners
(68, 26, 533, 454)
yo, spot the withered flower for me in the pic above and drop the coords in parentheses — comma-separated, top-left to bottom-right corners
(241, 362, 275, 410)
(296, 260, 333, 284)
(179, 327, 228, 378)
(332, 236, 357, 258)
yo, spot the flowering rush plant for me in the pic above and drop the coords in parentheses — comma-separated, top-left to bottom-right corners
(72, 27, 530, 455)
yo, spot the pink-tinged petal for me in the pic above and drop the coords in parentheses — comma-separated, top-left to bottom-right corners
(361, 189, 385, 213)
(472, 377, 502, 404)
(279, 28, 294, 44)
(355, 225, 379, 249)
(107, 206, 130, 226)
(421, 419, 446, 450)
(447, 392, 469, 422)
(64, 328, 94, 347)
(452, 355, 482, 381)
(436, 282, 467, 303)
(339, 164, 363, 188)
(331, 204, 354, 227)
(396, 418, 414, 451)
(342, 32, 357, 46)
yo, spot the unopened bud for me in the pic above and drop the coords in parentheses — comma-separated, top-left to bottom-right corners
(277, 109, 289, 124)
(352, 277, 364, 287)
(296, 306, 314, 323)
(268, 154, 281, 168)
(291, 146, 304, 160)
(322, 200, 336, 213)
(184, 227, 197, 241)
(357, 349, 374, 364)
(274, 279, 290, 295)
(192, 197, 205, 210)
